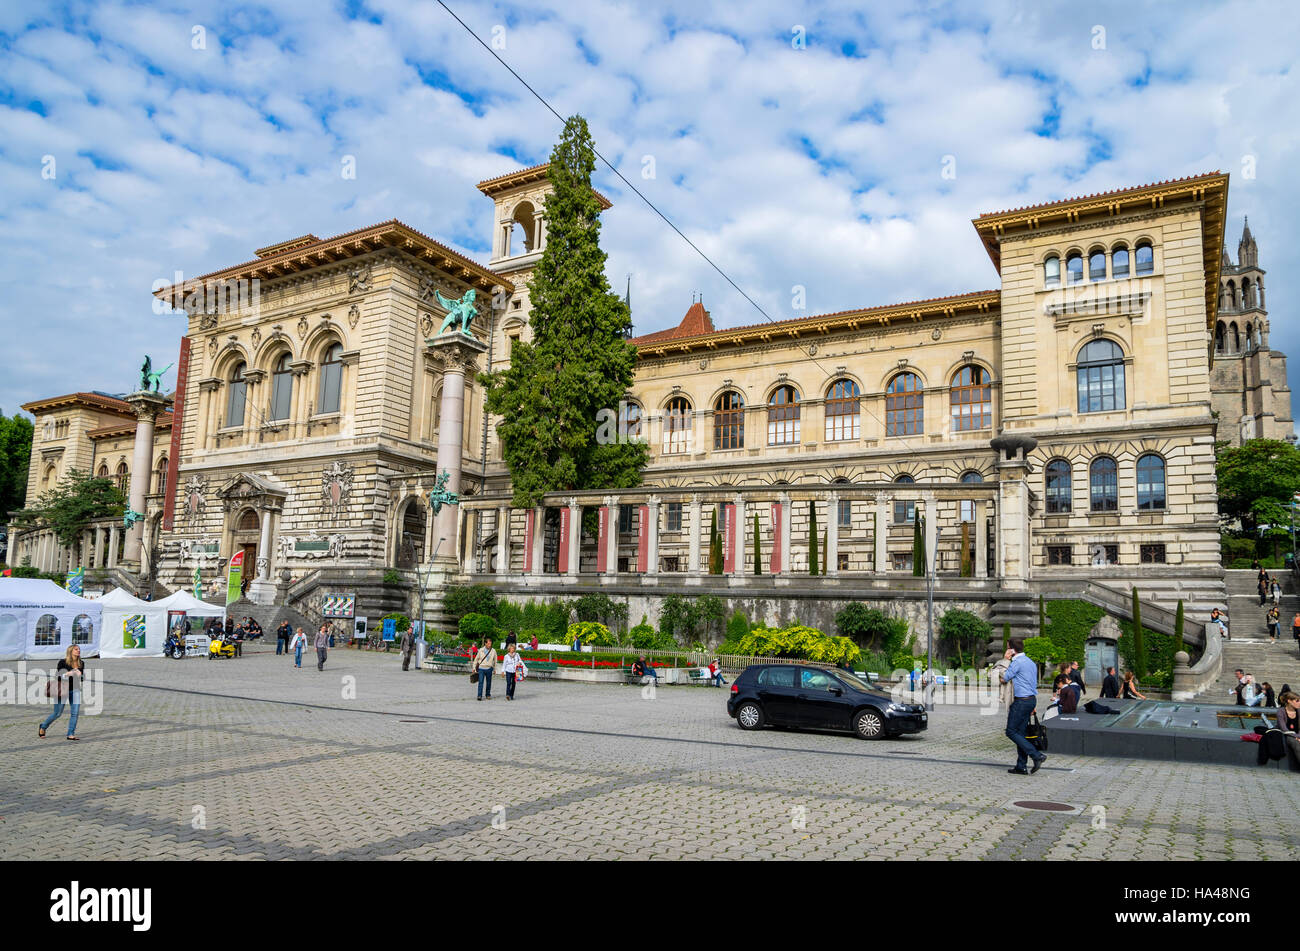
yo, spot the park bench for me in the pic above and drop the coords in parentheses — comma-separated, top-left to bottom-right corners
(624, 666, 660, 685)
(519, 660, 558, 674)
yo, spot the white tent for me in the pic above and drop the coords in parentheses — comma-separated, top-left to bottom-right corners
(97, 588, 168, 658)
(0, 578, 103, 660)
(153, 590, 226, 619)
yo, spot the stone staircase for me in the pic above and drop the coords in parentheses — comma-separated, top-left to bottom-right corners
(1200, 569, 1300, 698)
(223, 598, 320, 647)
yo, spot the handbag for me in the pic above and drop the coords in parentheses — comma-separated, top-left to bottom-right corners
(470, 648, 484, 683)
(1025, 711, 1048, 752)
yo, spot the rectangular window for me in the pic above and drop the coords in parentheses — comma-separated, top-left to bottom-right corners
(618, 505, 635, 534)
(837, 499, 851, 528)
(1104, 544, 1119, 565)
(1047, 545, 1072, 566)
(894, 500, 916, 524)
(318, 362, 342, 415)
(960, 500, 974, 523)
(666, 502, 683, 532)
(891, 553, 913, 572)
(1140, 543, 1166, 564)
(617, 557, 630, 573)
(227, 381, 247, 428)
(662, 555, 681, 573)
(837, 552, 849, 571)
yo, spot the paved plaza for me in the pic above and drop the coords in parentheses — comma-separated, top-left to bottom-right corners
(2, 647, 1297, 860)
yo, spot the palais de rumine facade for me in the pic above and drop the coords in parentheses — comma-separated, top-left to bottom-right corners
(11, 167, 1273, 638)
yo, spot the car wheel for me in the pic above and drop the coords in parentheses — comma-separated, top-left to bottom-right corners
(853, 708, 885, 740)
(735, 701, 764, 731)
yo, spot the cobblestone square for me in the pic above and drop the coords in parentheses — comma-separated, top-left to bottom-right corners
(2, 648, 1297, 860)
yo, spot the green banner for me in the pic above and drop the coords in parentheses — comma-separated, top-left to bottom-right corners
(226, 551, 244, 605)
(192, 566, 202, 600)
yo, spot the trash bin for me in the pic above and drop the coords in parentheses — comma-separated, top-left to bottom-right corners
(415, 639, 427, 669)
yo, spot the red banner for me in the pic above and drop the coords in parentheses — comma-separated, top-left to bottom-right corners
(596, 506, 609, 573)
(770, 502, 783, 574)
(723, 503, 735, 573)
(636, 505, 648, 573)
(162, 336, 190, 531)
(557, 506, 571, 573)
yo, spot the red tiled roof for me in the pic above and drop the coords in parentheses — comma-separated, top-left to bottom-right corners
(630, 301, 715, 345)
(977, 171, 1223, 219)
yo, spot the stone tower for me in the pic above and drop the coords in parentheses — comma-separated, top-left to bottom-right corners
(1210, 218, 1294, 445)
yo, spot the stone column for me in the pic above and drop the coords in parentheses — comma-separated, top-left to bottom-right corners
(990, 435, 1037, 591)
(564, 498, 581, 579)
(425, 333, 488, 567)
(496, 505, 509, 574)
(687, 495, 702, 583)
(778, 492, 792, 574)
(605, 499, 619, 577)
(923, 495, 938, 575)
(826, 491, 840, 576)
(875, 494, 890, 574)
(974, 500, 988, 579)
(732, 492, 746, 582)
(123, 390, 170, 564)
(93, 527, 105, 569)
(107, 525, 119, 568)
(645, 496, 660, 580)
(530, 506, 545, 574)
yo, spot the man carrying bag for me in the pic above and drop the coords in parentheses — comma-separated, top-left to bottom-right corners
(472, 638, 497, 701)
(1000, 638, 1047, 775)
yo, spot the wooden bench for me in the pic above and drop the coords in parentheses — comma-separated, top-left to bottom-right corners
(687, 669, 710, 683)
(624, 666, 661, 685)
(519, 660, 559, 674)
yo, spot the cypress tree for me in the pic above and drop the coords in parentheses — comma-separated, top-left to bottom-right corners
(912, 515, 925, 577)
(808, 500, 819, 575)
(822, 531, 828, 574)
(1174, 599, 1185, 657)
(752, 512, 761, 575)
(960, 521, 971, 577)
(1131, 587, 1147, 678)
(482, 115, 648, 507)
(708, 509, 722, 574)
(1038, 594, 1046, 639)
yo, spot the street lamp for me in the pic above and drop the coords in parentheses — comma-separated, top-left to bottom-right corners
(405, 535, 446, 665)
(924, 523, 940, 712)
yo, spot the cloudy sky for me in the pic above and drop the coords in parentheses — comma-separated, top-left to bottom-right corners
(1, 0, 1297, 418)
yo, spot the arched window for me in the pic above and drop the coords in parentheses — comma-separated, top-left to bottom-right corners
(1044, 255, 1060, 287)
(767, 385, 800, 446)
(41, 465, 55, 490)
(713, 391, 744, 450)
(1088, 249, 1107, 281)
(1136, 454, 1166, 510)
(1089, 457, 1118, 512)
(886, 372, 923, 436)
(950, 365, 991, 431)
(1045, 459, 1072, 514)
(115, 462, 128, 495)
(238, 509, 259, 532)
(318, 342, 344, 415)
(1077, 339, 1126, 413)
(270, 353, 293, 421)
(1244, 322, 1254, 353)
(1215, 321, 1226, 353)
(663, 397, 692, 455)
(959, 470, 983, 523)
(1243, 278, 1254, 309)
(154, 456, 168, 497)
(619, 401, 642, 440)
(97, 464, 108, 479)
(1230, 322, 1240, 353)
(1066, 252, 1084, 284)
(1135, 241, 1154, 275)
(825, 379, 860, 441)
(227, 362, 247, 427)
(35, 614, 60, 647)
(893, 473, 916, 524)
(1112, 246, 1130, 279)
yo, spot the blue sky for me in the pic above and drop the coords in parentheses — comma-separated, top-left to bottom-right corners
(1, 0, 1297, 417)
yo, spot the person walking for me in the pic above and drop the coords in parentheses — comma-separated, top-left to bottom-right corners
(1271, 578, 1282, 606)
(473, 638, 497, 700)
(1267, 605, 1281, 643)
(400, 626, 415, 671)
(1068, 660, 1087, 696)
(39, 644, 87, 740)
(275, 620, 291, 656)
(999, 638, 1045, 775)
(290, 627, 308, 668)
(1230, 668, 1247, 705)
(314, 625, 330, 671)
(502, 643, 527, 700)
(1258, 575, 1268, 607)
(1100, 665, 1120, 699)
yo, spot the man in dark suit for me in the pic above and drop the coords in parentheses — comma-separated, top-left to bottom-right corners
(1068, 660, 1087, 695)
(1100, 666, 1120, 699)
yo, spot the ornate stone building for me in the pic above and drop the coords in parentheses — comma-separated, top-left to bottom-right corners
(11, 167, 1258, 643)
(1209, 219, 1294, 445)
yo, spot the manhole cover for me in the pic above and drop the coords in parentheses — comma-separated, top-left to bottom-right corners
(1005, 799, 1083, 815)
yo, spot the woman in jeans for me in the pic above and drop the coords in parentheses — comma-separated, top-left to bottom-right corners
(501, 643, 528, 701)
(474, 638, 498, 700)
(39, 644, 85, 740)
(289, 627, 308, 668)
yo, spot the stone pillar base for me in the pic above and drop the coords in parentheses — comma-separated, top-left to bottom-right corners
(246, 578, 280, 605)
(640, 576, 659, 586)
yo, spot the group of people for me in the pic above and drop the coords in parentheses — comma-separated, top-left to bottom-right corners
(1230, 669, 1282, 708)
(469, 637, 528, 700)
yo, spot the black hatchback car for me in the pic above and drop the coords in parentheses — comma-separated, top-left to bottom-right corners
(727, 664, 927, 739)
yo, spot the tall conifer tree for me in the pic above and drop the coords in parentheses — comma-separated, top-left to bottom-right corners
(483, 116, 648, 507)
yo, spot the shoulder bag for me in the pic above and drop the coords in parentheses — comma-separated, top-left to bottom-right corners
(470, 648, 483, 683)
(1025, 711, 1048, 752)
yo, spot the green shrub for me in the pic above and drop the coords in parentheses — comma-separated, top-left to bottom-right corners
(937, 609, 991, 668)
(1118, 619, 1175, 689)
(726, 611, 750, 642)
(659, 594, 692, 641)
(889, 633, 918, 671)
(734, 624, 861, 666)
(574, 592, 629, 631)
(567, 621, 615, 647)
(444, 585, 497, 620)
(1040, 600, 1102, 664)
(382, 568, 403, 585)
(834, 604, 909, 656)
(496, 601, 523, 635)
(519, 628, 546, 645)
(1022, 636, 1059, 665)
(458, 613, 499, 641)
(543, 600, 571, 640)
(521, 601, 546, 630)
(11, 564, 40, 579)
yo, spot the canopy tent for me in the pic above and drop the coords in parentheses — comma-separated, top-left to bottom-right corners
(97, 588, 168, 659)
(153, 590, 226, 618)
(0, 578, 103, 660)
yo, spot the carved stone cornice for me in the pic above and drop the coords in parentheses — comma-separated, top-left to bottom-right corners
(197, 377, 223, 393)
(288, 359, 313, 377)
(425, 333, 488, 375)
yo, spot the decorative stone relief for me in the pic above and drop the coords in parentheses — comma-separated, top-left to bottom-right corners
(418, 276, 437, 302)
(349, 264, 372, 294)
(297, 316, 309, 339)
(931, 328, 942, 340)
(208, 336, 218, 357)
(277, 532, 346, 561)
(183, 475, 207, 525)
(255, 556, 269, 577)
(251, 327, 261, 349)
(348, 303, 361, 329)
(322, 461, 354, 520)
(808, 343, 819, 355)
(420, 312, 434, 337)
(199, 314, 219, 331)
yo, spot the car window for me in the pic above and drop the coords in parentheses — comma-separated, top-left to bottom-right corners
(800, 669, 837, 691)
(757, 667, 796, 687)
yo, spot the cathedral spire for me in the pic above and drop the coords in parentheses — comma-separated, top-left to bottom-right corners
(1239, 216, 1258, 268)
